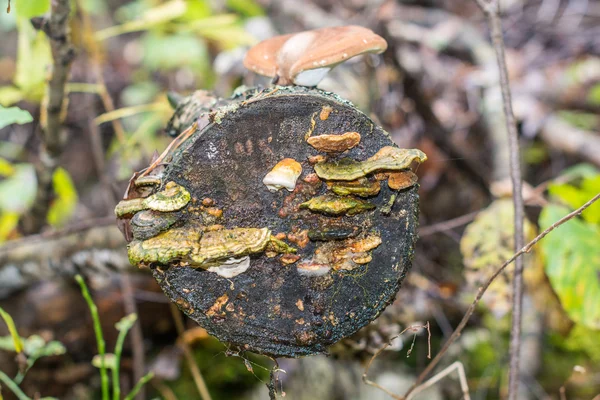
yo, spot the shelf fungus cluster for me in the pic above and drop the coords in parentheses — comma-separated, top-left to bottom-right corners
(117, 83, 424, 357)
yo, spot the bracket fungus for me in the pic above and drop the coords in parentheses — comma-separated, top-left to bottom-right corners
(306, 132, 361, 153)
(243, 26, 387, 86)
(116, 84, 425, 357)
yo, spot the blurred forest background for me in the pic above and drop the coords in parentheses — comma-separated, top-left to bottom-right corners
(0, 0, 599, 399)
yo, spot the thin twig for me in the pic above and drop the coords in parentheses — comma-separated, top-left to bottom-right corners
(21, 0, 76, 234)
(419, 211, 480, 236)
(362, 323, 430, 399)
(472, 1, 526, 398)
(408, 362, 471, 400)
(401, 193, 600, 399)
(169, 304, 213, 400)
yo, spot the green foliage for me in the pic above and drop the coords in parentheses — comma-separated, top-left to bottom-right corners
(14, 0, 49, 18)
(76, 276, 151, 400)
(47, 167, 78, 227)
(539, 204, 600, 329)
(0, 334, 67, 384)
(0, 163, 36, 213)
(13, 17, 52, 103)
(113, 313, 137, 400)
(0, 307, 23, 354)
(96, 0, 187, 40)
(141, 32, 210, 73)
(557, 110, 599, 131)
(0, 105, 32, 129)
(560, 324, 600, 362)
(226, 0, 264, 17)
(589, 83, 600, 105)
(92, 353, 118, 370)
(549, 171, 600, 224)
(168, 337, 269, 399)
(460, 199, 537, 317)
(0, 161, 35, 242)
(75, 274, 109, 400)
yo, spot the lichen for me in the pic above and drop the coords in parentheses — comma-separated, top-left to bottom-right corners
(314, 147, 427, 181)
(211, 103, 240, 124)
(144, 181, 191, 212)
(128, 228, 201, 265)
(329, 177, 380, 197)
(190, 227, 272, 266)
(115, 198, 146, 217)
(300, 194, 375, 216)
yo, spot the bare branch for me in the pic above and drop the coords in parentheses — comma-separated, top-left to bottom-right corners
(0, 220, 131, 298)
(21, 0, 76, 234)
(472, 1, 526, 397)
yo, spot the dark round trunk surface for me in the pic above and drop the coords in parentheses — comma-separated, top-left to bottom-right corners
(144, 86, 419, 357)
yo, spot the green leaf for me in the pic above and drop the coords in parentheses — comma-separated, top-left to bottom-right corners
(557, 110, 599, 131)
(92, 353, 117, 370)
(115, 313, 137, 332)
(47, 167, 78, 227)
(549, 172, 600, 224)
(460, 199, 538, 317)
(0, 307, 24, 353)
(14, 0, 50, 18)
(539, 204, 600, 329)
(141, 32, 210, 71)
(15, 17, 52, 102)
(226, 0, 264, 16)
(588, 83, 600, 106)
(0, 158, 15, 177)
(0, 86, 24, 107)
(0, 163, 36, 213)
(0, 212, 19, 243)
(95, 0, 187, 40)
(0, 105, 32, 129)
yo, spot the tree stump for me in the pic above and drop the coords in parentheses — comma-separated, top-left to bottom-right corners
(119, 86, 421, 357)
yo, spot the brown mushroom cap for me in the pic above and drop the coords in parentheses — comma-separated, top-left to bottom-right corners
(243, 26, 387, 86)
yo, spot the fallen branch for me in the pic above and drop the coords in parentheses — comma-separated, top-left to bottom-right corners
(0, 221, 130, 298)
(21, 0, 76, 234)
(540, 114, 600, 167)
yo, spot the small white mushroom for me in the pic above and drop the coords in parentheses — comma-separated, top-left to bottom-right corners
(296, 262, 331, 277)
(263, 158, 302, 192)
(207, 256, 250, 278)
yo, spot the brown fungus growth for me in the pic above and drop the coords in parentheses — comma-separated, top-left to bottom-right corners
(306, 132, 361, 153)
(387, 170, 418, 191)
(243, 26, 388, 86)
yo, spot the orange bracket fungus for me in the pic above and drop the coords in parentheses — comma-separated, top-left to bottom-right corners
(116, 27, 426, 357)
(243, 26, 388, 86)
